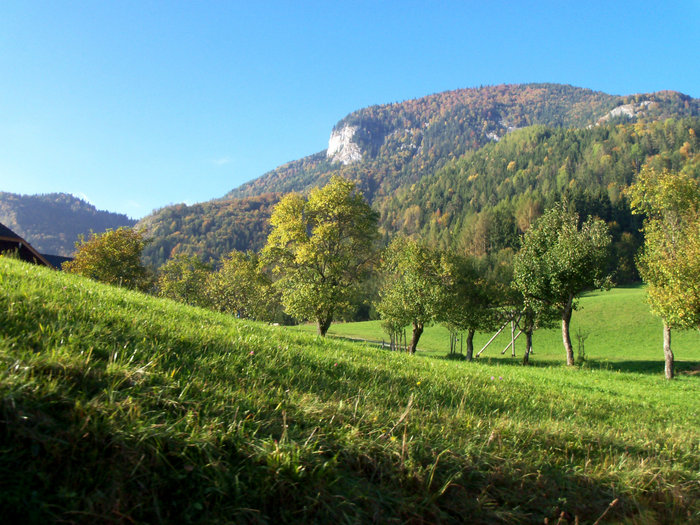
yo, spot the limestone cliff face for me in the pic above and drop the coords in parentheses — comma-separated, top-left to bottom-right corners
(327, 125, 362, 165)
(596, 100, 655, 125)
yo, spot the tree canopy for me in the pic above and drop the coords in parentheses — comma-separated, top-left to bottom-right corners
(513, 204, 612, 365)
(628, 166, 700, 379)
(207, 250, 283, 323)
(262, 177, 379, 335)
(440, 253, 498, 360)
(155, 253, 211, 307)
(377, 237, 451, 354)
(63, 227, 151, 291)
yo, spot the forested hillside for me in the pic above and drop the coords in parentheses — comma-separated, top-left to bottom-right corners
(379, 118, 699, 280)
(0, 192, 135, 256)
(138, 84, 698, 268)
(139, 193, 279, 267)
(227, 84, 697, 202)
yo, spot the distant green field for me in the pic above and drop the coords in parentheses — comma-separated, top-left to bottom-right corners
(296, 286, 700, 374)
(1, 258, 698, 523)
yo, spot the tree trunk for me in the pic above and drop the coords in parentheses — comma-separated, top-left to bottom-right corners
(465, 328, 475, 361)
(663, 322, 674, 380)
(408, 321, 423, 354)
(317, 314, 333, 337)
(562, 294, 575, 366)
(522, 330, 533, 365)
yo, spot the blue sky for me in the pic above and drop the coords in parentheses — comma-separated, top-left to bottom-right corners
(1, 1, 698, 219)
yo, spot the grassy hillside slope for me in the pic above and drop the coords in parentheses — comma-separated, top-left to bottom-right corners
(1, 258, 698, 523)
(300, 287, 700, 374)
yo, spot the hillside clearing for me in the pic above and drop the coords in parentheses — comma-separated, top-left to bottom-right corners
(298, 286, 700, 374)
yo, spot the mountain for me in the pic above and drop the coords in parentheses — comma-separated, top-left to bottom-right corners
(0, 192, 136, 257)
(382, 117, 700, 238)
(139, 83, 699, 267)
(225, 84, 697, 202)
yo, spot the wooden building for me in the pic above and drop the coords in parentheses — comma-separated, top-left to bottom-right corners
(0, 222, 57, 269)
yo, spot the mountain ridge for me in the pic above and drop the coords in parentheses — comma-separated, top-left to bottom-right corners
(136, 83, 698, 267)
(223, 83, 697, 202)
(0, 192, 136, 257)
(224, 83, 620, 200)
(4, 84, 696, 267)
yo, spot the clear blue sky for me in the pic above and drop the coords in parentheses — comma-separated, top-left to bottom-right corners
(1, 1, 698, 219)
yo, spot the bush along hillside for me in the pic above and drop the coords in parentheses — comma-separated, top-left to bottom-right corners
(1, 257, 698, 523)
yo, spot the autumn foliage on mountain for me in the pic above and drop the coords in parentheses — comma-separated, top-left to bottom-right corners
(137, 84, 698, 270)
(139, 193, 279, 268)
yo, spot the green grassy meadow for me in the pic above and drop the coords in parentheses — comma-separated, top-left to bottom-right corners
(298, 287, 700, 374)
(1, 257, 698, 523)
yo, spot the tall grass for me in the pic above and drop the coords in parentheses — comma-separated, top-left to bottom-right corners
(1, 258, 698, 523)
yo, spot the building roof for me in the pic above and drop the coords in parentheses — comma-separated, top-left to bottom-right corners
(0, 222, 21, 240)
(41, 253, 73, 269)
(0, 221, 56, 269)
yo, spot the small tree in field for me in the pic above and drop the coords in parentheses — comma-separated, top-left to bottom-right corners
(628, 167, 700, 379)
(156, 254, 212, 307)
(262, 177, 379, 335)
(515, 295, 560, 365)
(207, 250, 282, 323)
(513, 203, 612, 366)
(441, 253, 495, 361)
(64, 227, 151, 291)
(377, 237, 449, 354)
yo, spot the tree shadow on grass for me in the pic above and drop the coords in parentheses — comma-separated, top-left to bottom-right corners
(325, 334, 390, 348)
(581, 359, 700, 375)
(431, 353, 700, 376)
(2, 374, 676, 525)
(314, 334, 700, 378)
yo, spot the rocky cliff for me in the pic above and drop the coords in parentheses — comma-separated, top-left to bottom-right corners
(327, 125, 362, 164)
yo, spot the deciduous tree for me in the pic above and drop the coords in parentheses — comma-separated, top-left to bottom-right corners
(628, 167, 700, 379)
(377, 237, 449, 354)
(63, 227, 151, 291)
(207, 250, 282, 322)
(262, 177, 379, 335)
(441, 253, 495, 360)
(156, 254, 212, 307)
(513, 204, 612, 366)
